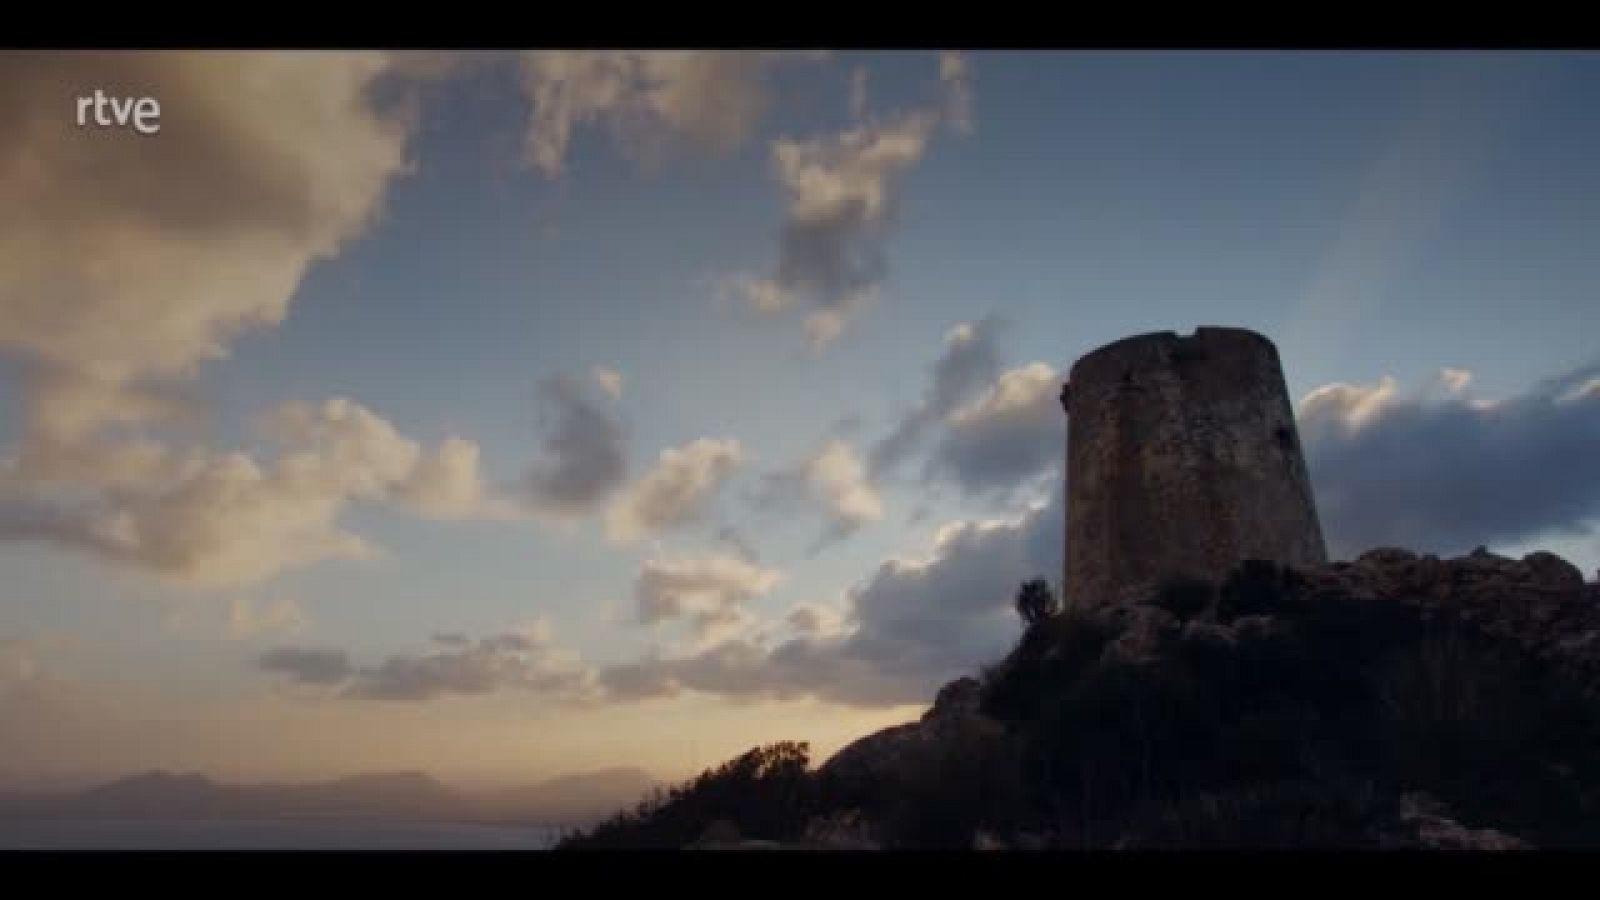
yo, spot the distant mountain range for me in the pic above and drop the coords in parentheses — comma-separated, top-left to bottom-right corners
(0, 768, 657, 827)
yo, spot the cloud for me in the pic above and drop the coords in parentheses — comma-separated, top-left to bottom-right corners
(930, 362, 1065, 496)
(0, 52, 504, 588)
(0, 397, 507, 589)
(713, 524, 761, 563)
(737, 111, 940, 348)
(606, 438, 743, 542)
(519, 51, 816, 177)
(261, 397, 507, 521)
(592, 366, 624, 400)
(261, 624, 594, 703)
(0, 452, 379, 589)
(635, 554, 783, 645)
(389, 437, 506, 521)
(259, 646, 354, 686)
(869, 317, 1004, 476)
(599, 487, 1063, 708)
(787, 603, 848, 639)
(762, 439, 885, 542)
(1299, 362, 1600, 558)
(735, 53, 975, 348)
(226, 597, 311, 640)
(521, 375, 629, 519)
(939, 52, 974, 134)
(260, 487, 1063, 710)
(0, 51, 419, 445)
(803, 441, 885, 532)
(849, 67, 870, 120)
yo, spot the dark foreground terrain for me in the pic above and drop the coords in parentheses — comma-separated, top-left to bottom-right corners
(557, 547, 1600, 850)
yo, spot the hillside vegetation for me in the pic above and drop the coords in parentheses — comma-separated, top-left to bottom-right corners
(557, 547, 1600, 850)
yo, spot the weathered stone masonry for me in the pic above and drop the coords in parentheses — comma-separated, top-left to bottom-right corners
(1061, 327, 1327, 607)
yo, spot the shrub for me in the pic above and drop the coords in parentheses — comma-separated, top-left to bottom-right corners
(1015, 579, 1059, 627)
(556, 742, 818, 849)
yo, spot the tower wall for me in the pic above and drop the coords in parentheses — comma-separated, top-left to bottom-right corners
(1061, 327, 1326, 607)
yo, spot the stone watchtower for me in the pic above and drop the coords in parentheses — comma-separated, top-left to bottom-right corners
(1059, 327, 1326, 607)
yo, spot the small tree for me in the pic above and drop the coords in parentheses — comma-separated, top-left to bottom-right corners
(1015, 578, 1059, 626)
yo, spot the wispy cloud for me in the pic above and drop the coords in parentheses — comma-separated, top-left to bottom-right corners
(262, 621, 593, 703)
(869, 317, 1004, 477)
(735, 53, 976, 348)
(518, 51, 821, 177)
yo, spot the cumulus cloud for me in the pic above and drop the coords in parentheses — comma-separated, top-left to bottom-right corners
(599, 487, 1063, 708)
(592, 366, 624, 400)
(256, 357, 1599, 714)
(606, 438, 743, 542)
(1300, 362, 1600, 558)
(634, 554, 783, 648)
(519, 51, 817, 177)
(869, 317, 1004, 476)
(351, 631, 591, 702)
(521, 375, 629, 520)
(261, 624, 594, 703)
(761, 439, 885, 542)
(737, 111, 940, 348)
(259, 646, 354, 686)
(0, 52, 516, 587)
(0, 51, 418, 444)
(786, 602, 848, 639)
(260, 485, 1063, 710)
(261, 397, 507, 521)
(804, 441, 885, 532)
(735, 53, 975, 348)
(0, 397, 507, 589)
(930, 362, 1065, 496)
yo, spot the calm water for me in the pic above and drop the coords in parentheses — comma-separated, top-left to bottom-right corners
(0, 818, 565, 851)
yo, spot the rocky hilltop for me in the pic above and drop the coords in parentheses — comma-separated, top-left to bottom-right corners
(558, 547, 1600, 850)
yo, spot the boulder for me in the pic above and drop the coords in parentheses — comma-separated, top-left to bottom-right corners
(1293, 547, 1600, 698)
(802, 809, 879, 850)
(1381, 792, 1531, 851)
(817, 676, 1009, 806)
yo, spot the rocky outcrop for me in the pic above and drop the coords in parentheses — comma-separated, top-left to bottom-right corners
(1377, 793, 1532, 851)
(817, 677, 1004, 802)
(1087, 546, 1599, 675)
(566, 546, 1600, 851)
(1299, 547, 1600, 697)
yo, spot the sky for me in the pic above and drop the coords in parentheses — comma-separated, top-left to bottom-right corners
(1, 49, 1597, 792)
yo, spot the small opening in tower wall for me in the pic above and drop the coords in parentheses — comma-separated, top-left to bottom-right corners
(1274, 427, 1294, 452)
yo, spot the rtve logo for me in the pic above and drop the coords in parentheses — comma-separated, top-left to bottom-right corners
(75, 90, 162, 135)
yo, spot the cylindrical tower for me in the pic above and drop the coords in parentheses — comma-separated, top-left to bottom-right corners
(1060, 327, 1326, 607)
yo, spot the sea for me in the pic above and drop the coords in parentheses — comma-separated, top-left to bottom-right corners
(0, 818, 566, 851)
